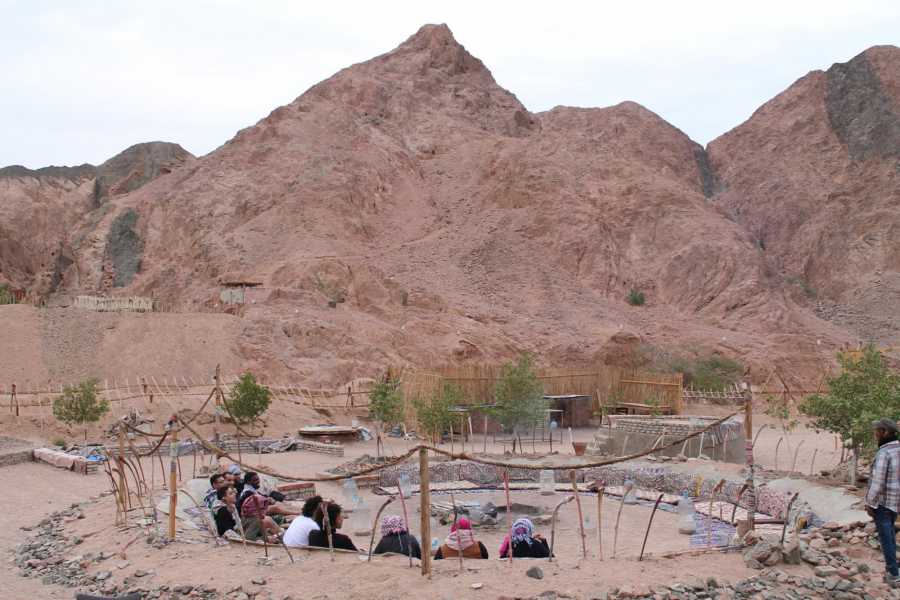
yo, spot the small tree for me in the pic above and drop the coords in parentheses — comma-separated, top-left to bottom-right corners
(801, 346, 900, 483)
(225, 372, 272, 424)
(492, 354, 547, 448)
(369, 380, 404, 430)
(414, 382, 462, 444)
(53, 378, 109, 441)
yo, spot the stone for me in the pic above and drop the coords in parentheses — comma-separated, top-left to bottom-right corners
(526, 566, 544, 580)
(251, 577, 267, 585)
(782, 540, 802, 565)
(814, 566, 838, 578)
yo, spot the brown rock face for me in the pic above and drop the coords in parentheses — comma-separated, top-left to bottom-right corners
(5, 24, 896, 386)
(0, 142, 192, 296)
(708, 46, 900, 344)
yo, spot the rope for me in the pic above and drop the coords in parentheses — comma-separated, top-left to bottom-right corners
(174, 410, 741, 482)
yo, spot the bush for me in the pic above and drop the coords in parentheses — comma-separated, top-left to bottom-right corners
(0, 283, 16, 305)
(670, 355, 743, 391)
(801, 346, 900, 458)
(225, 372, 272, 424)
(52, 378, 109, 440)
(627, 289, 646, 306)
(369, 379, 404, 429)
(492, 354, 547, 436)
(51, 437, 66, 448)
(414, 382, 462, 444)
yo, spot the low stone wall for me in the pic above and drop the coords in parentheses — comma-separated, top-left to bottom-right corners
(0, 447, 34, 468)
(380, 458, 796, 521)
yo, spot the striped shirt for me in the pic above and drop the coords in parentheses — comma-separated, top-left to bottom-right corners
(866, 440, 900, 513)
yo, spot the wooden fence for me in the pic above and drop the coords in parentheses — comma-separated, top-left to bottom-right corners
(0, 372, 373, 420)
(399, 363, 684, 428)
(73, 296, 154, 312)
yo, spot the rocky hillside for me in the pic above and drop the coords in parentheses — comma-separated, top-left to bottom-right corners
(708, 46, 900, 345)
(0, 142, 192, 297)
(4, 25, 896, 387)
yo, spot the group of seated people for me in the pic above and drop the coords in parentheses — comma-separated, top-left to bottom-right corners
(204, 467, 550, 559)
(204, 466, 299, 543)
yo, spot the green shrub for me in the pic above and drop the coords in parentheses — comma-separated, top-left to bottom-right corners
(801, 345, 900, 458)
(670, 355, 743, 391)
(414, 382, 462, 443)
(0, 283, 16, 305)
(51, 437, 67, 448)
(627, 289, 646, 306)
(369, 379, 404, 429)
(492, 354, 547, 436)
(52, 378, 109, 440)
(225, 372, 272, 424)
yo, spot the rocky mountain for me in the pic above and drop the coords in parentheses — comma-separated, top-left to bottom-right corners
(0, 142, 192, 296)
(3, 25, 896, 387)
(708, 46, 900, 346)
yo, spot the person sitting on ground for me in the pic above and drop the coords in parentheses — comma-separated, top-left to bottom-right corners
(211, 486, 241, 537)
(499, 517, 551, 559)
(283, 495, 323, 547)
(373, 515, 421, 558)
(434, 517, 489, 560)
(237, 472, 299, 521)
(239, 485, 283, 543)
(224, 464, 244, 496)
(308, 502, 358, 551)
(204, 473, 229, 509)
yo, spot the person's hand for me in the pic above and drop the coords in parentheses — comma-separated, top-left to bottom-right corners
(866, 505, 876, 518)
(533, 533, 545, 541)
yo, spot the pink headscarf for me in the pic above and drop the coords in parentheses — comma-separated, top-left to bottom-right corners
(381, 515, 407, 537)
(444, 517, 476, 551)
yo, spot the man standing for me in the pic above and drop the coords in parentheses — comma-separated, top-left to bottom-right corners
(866, 418, 900, 586)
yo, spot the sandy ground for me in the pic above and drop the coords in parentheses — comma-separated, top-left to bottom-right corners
(2, 412, 882, 600)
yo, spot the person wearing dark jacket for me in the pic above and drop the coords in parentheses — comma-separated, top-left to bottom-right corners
(499, 517, 551, 559)
(433, 517, 489, 560)
(308, 502, 358, 551)
(211, 486, 240, 537)
(373, 515, 421, 558)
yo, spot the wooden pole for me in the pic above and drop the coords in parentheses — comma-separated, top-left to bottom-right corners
(322, 500, 335, 561)
(367, 496, 396, 562)
(744, 389, 756, 531)
(449, 492, 464, 572)
(708, 479, 725, 547)
(595, 483, 605, 560)
(168, 426, 178, 540)
(117, 426, 128, 519)
(638, 493, 665, 561)
(12, 383, 18, 417)
(570, 470, 587, 559)
(612, 481, 632, 558)
(396, 480, 413, 569)
(548, 495, 575, 562)
(503, 469, 513, 566)
(419, 448, 431, 577)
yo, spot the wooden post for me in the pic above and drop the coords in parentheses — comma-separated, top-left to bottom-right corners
(743, 389, 756, 531)
(168, 426, 178, 540)
(596, 483, 605, 560)
(12, 383, 18, 417)
(570, 470, 587, 558)
(503, 469, 513, 566)
(419, 448, 431, 577)
(118, 426, 128, 518)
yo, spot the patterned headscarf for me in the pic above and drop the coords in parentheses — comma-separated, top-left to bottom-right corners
(381, 515, 407, 537)
(499, 517, 535, 557)
(444, 517, 477, 551)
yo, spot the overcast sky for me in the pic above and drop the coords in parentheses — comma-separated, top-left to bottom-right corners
(2, 0, 899, 168)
